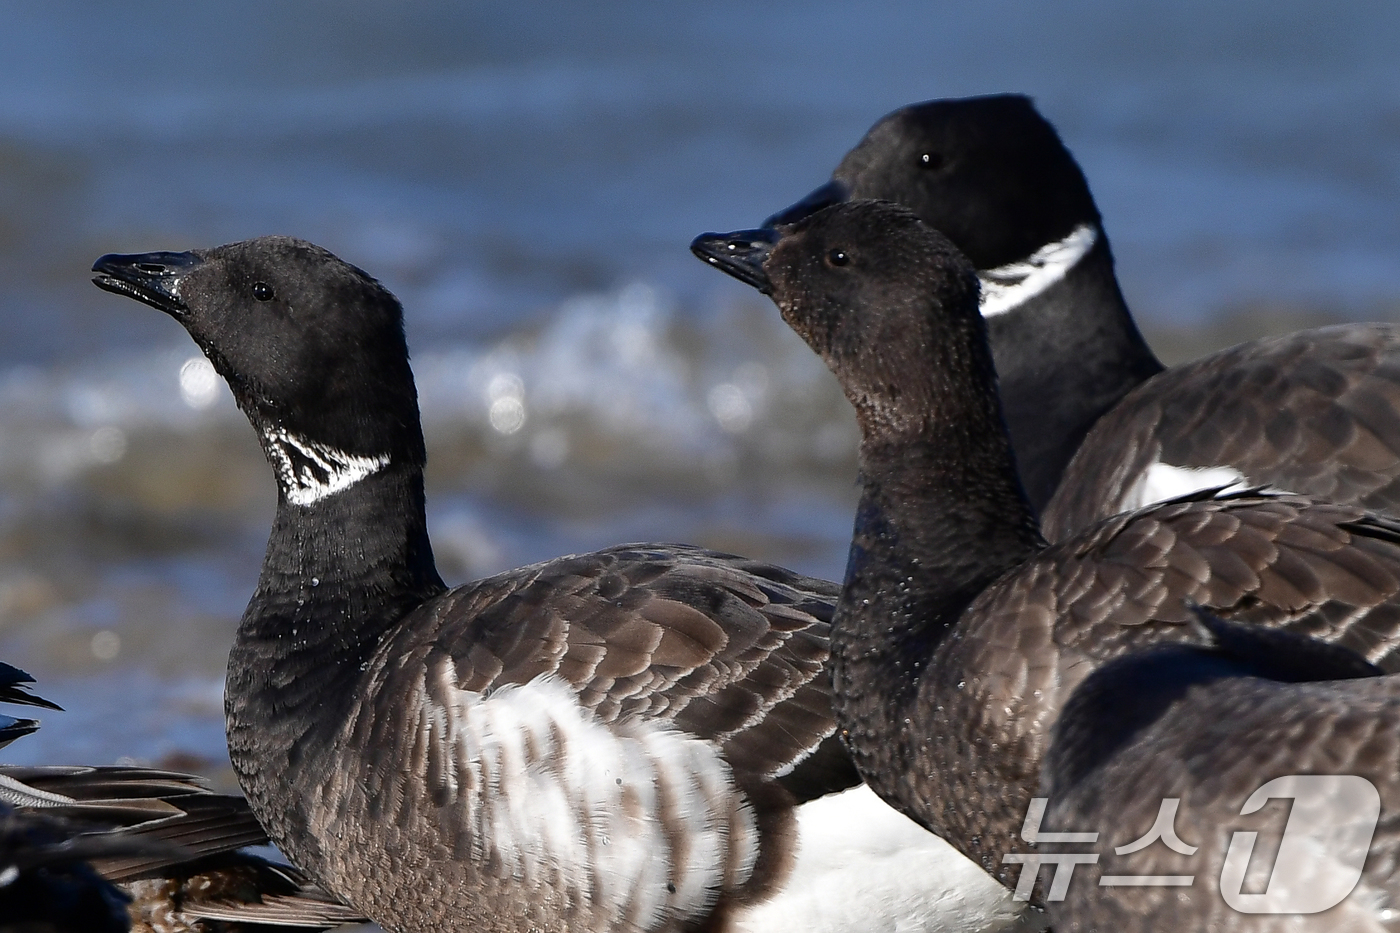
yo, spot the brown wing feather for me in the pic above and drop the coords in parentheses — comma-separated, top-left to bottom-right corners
(301, 545, 845, 929)
(1046, 665, 1400, 931)
(0, 764, 367, 928)
(914, 492, 1400, 882)
(1045, 324, 1400, 539)
(127, 855, 367, 929)
(373, 543, 842, 786)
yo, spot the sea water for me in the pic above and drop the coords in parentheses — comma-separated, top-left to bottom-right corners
(0, 0, 1398, 776)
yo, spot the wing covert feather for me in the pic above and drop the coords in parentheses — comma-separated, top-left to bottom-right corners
(1045, 325, 1400, 538)
(368, 543, 841, 786)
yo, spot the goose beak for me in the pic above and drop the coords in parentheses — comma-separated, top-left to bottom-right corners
(689, 227, 780, 294)
(762, 179, 850, 228)
(92, 251, 203, 319)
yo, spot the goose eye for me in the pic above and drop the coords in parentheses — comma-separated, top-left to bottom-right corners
(827, 249, 850, 267)
(919, 152, 944, 170)
(252, 282, 275, 302)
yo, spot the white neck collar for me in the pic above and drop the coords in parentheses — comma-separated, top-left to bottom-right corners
(977, 223, 1098, 318)
(261, 426, 391, 507)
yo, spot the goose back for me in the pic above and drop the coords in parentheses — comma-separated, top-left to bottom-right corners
(1044, 323, 1400, 537)
(692, 202, 1400, 909)
(89, 238, 1037, 933)
(760, 95, 1400, 527)
(1041, 619, 1400, 930)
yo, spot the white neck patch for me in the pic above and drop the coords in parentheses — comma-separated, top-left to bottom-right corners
(978, 223, 1098, 318)
(261, 426, 391, 507)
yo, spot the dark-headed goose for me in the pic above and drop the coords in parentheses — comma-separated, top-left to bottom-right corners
(1041, 607, 1400, 930)
(92, 238, 1038, 933)
(692, 199, 1400, 906)
(757, 94, 1400, 538)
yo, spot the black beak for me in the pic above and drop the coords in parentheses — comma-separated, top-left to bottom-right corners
(91, 251, 203, 318)
(762, 179, 850, 228)
(689, 227, 780, 294)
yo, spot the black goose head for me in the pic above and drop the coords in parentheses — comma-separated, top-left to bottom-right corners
(695, 201, 989, 435)
(766, 94, 1100, 270)
(93, 236, 425, 469)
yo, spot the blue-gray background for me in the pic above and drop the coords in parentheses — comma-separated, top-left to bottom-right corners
(1, 1, 1398, 778)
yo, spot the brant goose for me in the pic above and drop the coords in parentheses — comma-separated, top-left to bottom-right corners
(757, 94, 1400, 538)
(1041, 607, 1400, 929)
(692, 199, 1400, 905)
(92, 238, 1035, 933)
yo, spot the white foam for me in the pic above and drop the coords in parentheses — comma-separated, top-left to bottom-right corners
(978, 224, 1098, 318)
(0, 284, 850, 488)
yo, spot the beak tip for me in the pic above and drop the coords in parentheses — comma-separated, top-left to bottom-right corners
(89, 250, 200, 318)
(689, 228, 777, 294)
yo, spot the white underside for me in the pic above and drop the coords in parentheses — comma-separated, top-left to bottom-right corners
(421, 669, 756, 931)
(1119, 461, 1247, 514)
(731, 785, 1037, 933)
(415, 670, 1037, 933)
(978, 224, 1098, 319)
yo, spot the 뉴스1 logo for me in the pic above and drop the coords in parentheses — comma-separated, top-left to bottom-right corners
(1005, 774, 1381, 915)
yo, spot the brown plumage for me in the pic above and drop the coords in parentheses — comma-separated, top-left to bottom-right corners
(262, 543, 840, 933)
(692, 200, 1400, 921)
(917, 490, 1400, 881)
(1041, 611, 1400, 930)
(92, 238, 886, 933)
(760, 95, 1400, 532)
(1044, 324, 1400, 538)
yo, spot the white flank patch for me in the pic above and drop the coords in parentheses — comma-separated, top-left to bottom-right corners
(978, 223, 1098, 318)
(260, 427, 390, 507)
(1119, 461, 1247, 513)
(425, 668, 756, 932)
(731, 785, 1032, 933)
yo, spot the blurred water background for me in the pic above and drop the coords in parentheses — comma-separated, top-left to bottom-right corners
(0, 0, 1399, 784)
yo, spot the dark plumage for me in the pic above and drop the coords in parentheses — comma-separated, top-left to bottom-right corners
(0, 662, 62, 712)
(0, 664, 135, 932)
(90, 237, 1022, 933)
(691, 200, 1400, 916)
(0, 662, 61, 751)
(0, 802, 144, 933)
(0, 670, 365, 933)
(757, 94, 1400, 536)
(2, 766, 365, 933)
(1041, 608, 1400, 930)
